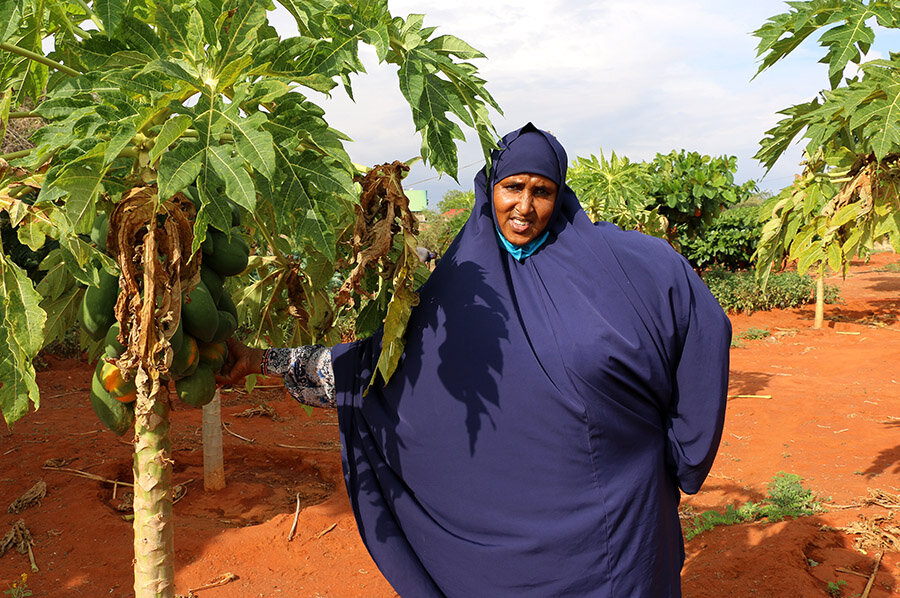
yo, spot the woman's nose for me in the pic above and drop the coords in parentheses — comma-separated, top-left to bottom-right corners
(516, 193, 534, 213)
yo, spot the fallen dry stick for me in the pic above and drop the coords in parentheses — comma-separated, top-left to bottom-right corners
(188, 572, 238, 593)
(315, 523, 337, 539)
(835, 567, 870, 579)
(42, 466, 133, 487)
(275, 443, 337, 452)
(861, 552, 883, 598)
(222, 422, 254, 443)
(287, 492, 301, 542)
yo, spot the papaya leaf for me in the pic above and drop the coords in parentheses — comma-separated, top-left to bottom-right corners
(214, 107, 275, 180)
(0, 0, 22, 45)
(0, 247, 46, 426)
(214, 0, 266, 74)
(149, 114, 193, 164)
(94, 0, 126, 37)
(157, 140, 204, 201)
(38, 285, 82, 349)
(207, 143, 256, 213)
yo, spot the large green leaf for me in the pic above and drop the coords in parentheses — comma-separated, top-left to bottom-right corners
(207, 143, 256, 212)
(149, 114, 193, 164)
(94, 0, 126, 37)
(0, 246, 46, 426)
(0, 0, 22, 44)
(157, 140, 205, 202)
(214, 0, 266, 74)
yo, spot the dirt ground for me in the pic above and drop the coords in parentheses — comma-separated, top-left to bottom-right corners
(1, 252, 898, 598)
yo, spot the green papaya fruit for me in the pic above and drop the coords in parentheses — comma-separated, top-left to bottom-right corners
(198, 341, 227, 372)
(182, 281, 219, 343)
(80, 270, 119, 340)
(170, 335, 199, 379)
(227, 199, 242, 227)
(104, 321, 125, 358)
(217, 289, 238, 322)
(210, 310, 237, 343)
(175, 366, 217, 407)
(169, 319, 184, 354)
(201, 230, 215, 256)
(205, 229, 249, 276)
(90, 212, 109, 252)
(90, 360, 134, 436)
(200, 264, 224, 304)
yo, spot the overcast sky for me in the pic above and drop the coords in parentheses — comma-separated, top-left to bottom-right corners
(271, 1, 899, 205)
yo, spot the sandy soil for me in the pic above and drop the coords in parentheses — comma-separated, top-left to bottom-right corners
(1, 252, 898, 598)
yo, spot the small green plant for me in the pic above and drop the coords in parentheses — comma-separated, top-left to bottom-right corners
(826, 579, 847, 597)
(740, 327, 771, 341)
(682, 472, 823, 541)
(3, 574, 32, 598)
(877, 261, 900, 273)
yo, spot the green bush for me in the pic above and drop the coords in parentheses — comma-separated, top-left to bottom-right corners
(703, 268, 840, 313)
(682, 472, 824, 541)
(680, 204, 762, 270)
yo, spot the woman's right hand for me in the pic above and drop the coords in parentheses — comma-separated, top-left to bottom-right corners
(216, 337, 266, 386)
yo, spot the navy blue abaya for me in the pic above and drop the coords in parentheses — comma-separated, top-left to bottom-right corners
(332, 124, 731, 597)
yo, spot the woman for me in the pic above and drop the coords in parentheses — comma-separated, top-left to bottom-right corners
(221, 123, 731, 597)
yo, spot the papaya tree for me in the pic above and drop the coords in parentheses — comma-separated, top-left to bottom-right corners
(752, 0, 900, 328)
(0, 1, 499, 596)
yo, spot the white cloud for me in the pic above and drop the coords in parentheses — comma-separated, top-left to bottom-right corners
(269, 0, 889, 202)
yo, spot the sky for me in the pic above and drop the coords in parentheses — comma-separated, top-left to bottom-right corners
(269, 1, 900, 207)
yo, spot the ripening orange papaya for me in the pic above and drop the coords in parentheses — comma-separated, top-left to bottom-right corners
(98, 360, 137, 404)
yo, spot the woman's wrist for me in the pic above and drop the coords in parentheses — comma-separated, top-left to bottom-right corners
(253, 347, 268, 376)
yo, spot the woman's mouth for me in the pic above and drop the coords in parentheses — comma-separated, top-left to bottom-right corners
(509, 217, 531, 233)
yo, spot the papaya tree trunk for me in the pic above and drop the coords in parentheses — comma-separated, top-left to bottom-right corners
(814, 274, 825, 329)
(132, 367, 174, 598)
(202, 390, 225, 491)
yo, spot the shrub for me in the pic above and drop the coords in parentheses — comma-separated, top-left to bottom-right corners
(703, 268, 840, 313)
(679, 203, 762, 270)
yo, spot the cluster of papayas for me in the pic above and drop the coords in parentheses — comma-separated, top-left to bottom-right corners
(80, 194, 248, 434)
(175, 195, 246, 407)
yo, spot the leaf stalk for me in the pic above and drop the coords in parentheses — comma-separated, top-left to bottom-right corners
(0, 43, 81, 78)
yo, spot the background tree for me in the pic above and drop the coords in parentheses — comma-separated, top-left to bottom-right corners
(567, 148, 755, 261)
(752, 0, 900, 328)
(418, 188, 474, 257)
(0, 1, 499, 596)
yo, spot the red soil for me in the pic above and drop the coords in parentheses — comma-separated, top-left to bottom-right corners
(1, 252, 898, 598)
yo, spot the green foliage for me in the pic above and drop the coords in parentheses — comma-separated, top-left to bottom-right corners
(0, 0, 500, 424)
(418, 189, 473, 256)
(644, 150, 756, 245)
(0, 240, 45, 427)
(567, 151, 667, 237)
(826, 580, 847, 597)
(679, 203, 763, 270)
(753, 1, 900, 288)
(683, 472, 824, 541)
(3, 573, 32, 598)
(737, 327, 771, 341)
(567, 149, 754, 252)
(703, 268, 841, 314)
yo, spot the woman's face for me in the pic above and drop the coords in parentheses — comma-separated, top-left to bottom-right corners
(493, 173, 558, 246)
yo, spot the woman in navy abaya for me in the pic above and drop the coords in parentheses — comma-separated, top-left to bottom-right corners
(221, 123, 731, 597)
